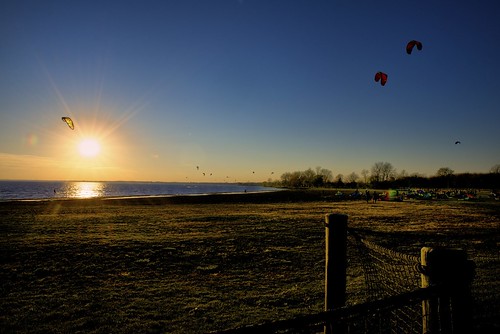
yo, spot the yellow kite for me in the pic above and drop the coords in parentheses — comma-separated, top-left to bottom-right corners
(61, 117, 74, 130)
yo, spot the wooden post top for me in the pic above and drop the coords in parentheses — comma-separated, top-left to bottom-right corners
(420, 247, 475, 287)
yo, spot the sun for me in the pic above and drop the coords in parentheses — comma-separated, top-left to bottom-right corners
(78, 138, 101, 157)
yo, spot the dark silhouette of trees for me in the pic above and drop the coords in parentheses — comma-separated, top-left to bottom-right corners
(392, 174, 431, 189)
(274, 163, 500, 190)
(370, 162, 396, 188)
(334, 174, 344, 188)
(315, 167, 333, 183)
(436, 167, 454, 177)
(280, 167, 333, 188)
(490, 164, 500, 174)
(370, 162, 395, 182)
(345, 172, 359, 188)
(434, 167, 455, 188)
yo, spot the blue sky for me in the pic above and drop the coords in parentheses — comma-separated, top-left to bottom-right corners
(1, 0, 499, 182)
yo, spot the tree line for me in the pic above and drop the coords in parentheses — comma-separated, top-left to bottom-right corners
(264, 163, 500, 190)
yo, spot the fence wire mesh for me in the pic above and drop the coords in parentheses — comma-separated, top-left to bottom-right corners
(345, 228, 499, 333)
(345, 228, 423, 334)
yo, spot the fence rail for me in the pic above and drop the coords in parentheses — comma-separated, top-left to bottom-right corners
(215, 286, 442, 334)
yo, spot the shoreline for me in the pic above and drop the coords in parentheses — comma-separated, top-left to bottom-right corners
(0, 188, 366, 206)
(0, 189, 285, 204)
(0, 181, 282, 202)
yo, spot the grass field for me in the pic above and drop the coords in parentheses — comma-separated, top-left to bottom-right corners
(1, 190, 498, 333)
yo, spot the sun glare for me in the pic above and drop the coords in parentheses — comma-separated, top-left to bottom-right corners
(78, 138, 101, 157)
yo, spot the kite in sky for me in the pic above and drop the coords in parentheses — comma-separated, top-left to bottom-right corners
(455, 141, 461, 145)
(374, 72, 388, 86)
(406, 40, 423, 55)
(61, 117, 74, 130)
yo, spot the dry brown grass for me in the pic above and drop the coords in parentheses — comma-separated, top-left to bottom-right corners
(0, 190, 498, 333)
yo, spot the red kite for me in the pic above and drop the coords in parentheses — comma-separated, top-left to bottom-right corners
(61, 117, 74, 130)
(406, 40, 423, 54)
(374, 72, 388, 86)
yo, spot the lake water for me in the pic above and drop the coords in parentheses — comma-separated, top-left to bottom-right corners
(0, 180, 279, 201)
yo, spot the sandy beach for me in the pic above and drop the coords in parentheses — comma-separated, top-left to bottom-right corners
(1, 190, 499, 333)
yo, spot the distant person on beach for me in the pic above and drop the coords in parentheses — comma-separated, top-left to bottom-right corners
(365, 190, 370, 203)
(373, 191, 379, 203)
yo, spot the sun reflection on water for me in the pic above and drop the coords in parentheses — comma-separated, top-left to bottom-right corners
(68, 182, 105, 198)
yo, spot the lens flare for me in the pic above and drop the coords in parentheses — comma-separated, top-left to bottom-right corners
(78, 139, 101, 157)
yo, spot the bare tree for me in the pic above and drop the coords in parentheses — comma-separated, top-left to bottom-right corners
(281, 167, 332, 188)
(436, 167, 454, 177)
(490, 164, 500, 174)
(303, 168, 316, 182)
(281, 172, 292, 185)
(371, 162, 395, 182)
(315, 166, 333, 183)
(361, 169, 369, 184)
(345, 172, 359, 184)
(397, 169, 408, 179)
(381, 163, 396, 181)
(436, 167, 455, 188)
(371, 162, 384, 183)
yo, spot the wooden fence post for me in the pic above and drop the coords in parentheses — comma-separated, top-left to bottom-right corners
(421, 247, 475, 334)
(324, 213, 348, 334)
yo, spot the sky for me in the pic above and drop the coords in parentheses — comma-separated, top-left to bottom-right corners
(1, 0, 499, 182)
